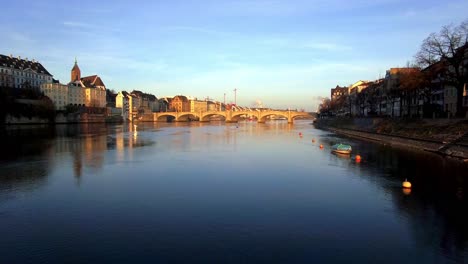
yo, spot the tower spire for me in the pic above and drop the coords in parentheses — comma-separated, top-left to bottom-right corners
(71, 57, 81, 82)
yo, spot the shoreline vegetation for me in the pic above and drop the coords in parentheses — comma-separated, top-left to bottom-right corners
(314, 117, 468, 161)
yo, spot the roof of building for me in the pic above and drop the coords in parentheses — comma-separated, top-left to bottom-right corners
(387, 68, 419, 75)
(0, 54, 52, 76)
(131, 90, 157, 101)
(81, 75, 105, 88)
(172, 95, 188, 101)
(119, 91, 130, 97)
(331, 85, 348, 90)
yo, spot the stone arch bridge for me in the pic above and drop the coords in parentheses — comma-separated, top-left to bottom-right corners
(139, 110, 312, 124)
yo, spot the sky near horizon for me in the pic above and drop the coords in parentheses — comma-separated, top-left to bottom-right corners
(1, 0, 467, 111)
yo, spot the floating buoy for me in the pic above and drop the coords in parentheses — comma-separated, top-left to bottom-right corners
(402, 179, 412, 189)
(355, 155, 362, 163)
(299, 132, 302, 136)
(312, 138, 315, 143)
(402, 188, 411, 195)
(319, 144, 323, 149)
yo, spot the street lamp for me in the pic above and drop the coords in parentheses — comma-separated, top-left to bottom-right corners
(233, 88, 237, 106)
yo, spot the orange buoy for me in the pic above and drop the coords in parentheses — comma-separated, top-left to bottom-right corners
(402, 179, 412, 189)
(402, 188, 411, 195)
(319, 144, 323, 149)
(355, 155, 362, 163)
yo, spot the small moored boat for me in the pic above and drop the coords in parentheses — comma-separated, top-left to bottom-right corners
(331, 143, 352, 154)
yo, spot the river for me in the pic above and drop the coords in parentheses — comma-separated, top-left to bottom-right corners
(1, 120, 468, 263)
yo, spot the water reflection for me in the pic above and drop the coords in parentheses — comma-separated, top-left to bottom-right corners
(320, 131, 468, 262)
(0, 123, 156, 185)
(0, 121, 467, 263)
(0, 161, 50, 198)
(0, 125, 55, 161)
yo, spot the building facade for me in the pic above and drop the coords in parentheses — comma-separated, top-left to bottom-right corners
(116, 91, 132, 121)
(0, 54, 52, 88)
(330, 85, 348, 102)
(189, 99, 208, 112)
(68, 60, 106, 108)
(170, 95, 190, 112)
(40, 59, 107, 110)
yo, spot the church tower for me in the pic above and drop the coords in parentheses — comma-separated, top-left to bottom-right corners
(71, 57, 81, 82)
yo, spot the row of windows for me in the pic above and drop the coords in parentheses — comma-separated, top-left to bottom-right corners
(445, 88, 456, 97)
(0, 81, 44, 88)
(0, 68, 50, 80)
(47, 93, 86, 98)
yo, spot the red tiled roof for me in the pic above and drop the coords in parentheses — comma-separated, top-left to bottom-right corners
(81, 75, 105, 88)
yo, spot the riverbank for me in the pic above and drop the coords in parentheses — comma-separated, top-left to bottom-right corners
(314, 118, 468, 161)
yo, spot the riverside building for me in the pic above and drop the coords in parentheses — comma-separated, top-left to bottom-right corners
(0, 54, 53, 88)
(40, 59, 107, 110)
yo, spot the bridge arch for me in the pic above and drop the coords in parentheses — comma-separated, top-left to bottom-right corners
(200, 112, 227, 122)
(155, 113, 176, 122)
(258, 112, 288, 123)
(230, 111, 258, 122)
(176, 113, 199, 122)
(290, 113, 312, 122)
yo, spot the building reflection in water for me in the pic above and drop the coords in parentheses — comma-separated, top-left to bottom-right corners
(59, 123, 156, 181)
(54, 124, 108, 183)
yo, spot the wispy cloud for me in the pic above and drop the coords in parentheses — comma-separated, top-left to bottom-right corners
(62, 21, 120, 32)
(302, 42, 353, 51)
(209, 0, 406, 17)
(74, 53, 168, 73)
(163, 26, 233, 37)
(258, 37, 353, 52)
(8, 32, 34, 43)
(217, 0, 302, 16)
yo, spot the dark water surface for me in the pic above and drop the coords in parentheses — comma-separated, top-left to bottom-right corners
(1, 121, 468, 263)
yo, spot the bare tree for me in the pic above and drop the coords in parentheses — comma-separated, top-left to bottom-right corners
(398, 68, 429, 117)
(318, 98, 331, 116)
(415, 19, 468, 117)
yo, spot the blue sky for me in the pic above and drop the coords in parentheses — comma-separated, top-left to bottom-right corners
(1, 0, 467, 111)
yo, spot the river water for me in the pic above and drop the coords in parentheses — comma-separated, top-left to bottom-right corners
(1, 120, 468, 263)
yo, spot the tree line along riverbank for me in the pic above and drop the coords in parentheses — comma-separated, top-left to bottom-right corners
(314, 118, 468, 161)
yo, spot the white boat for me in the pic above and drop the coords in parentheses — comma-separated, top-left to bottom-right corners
(331, 143, 352, 154)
